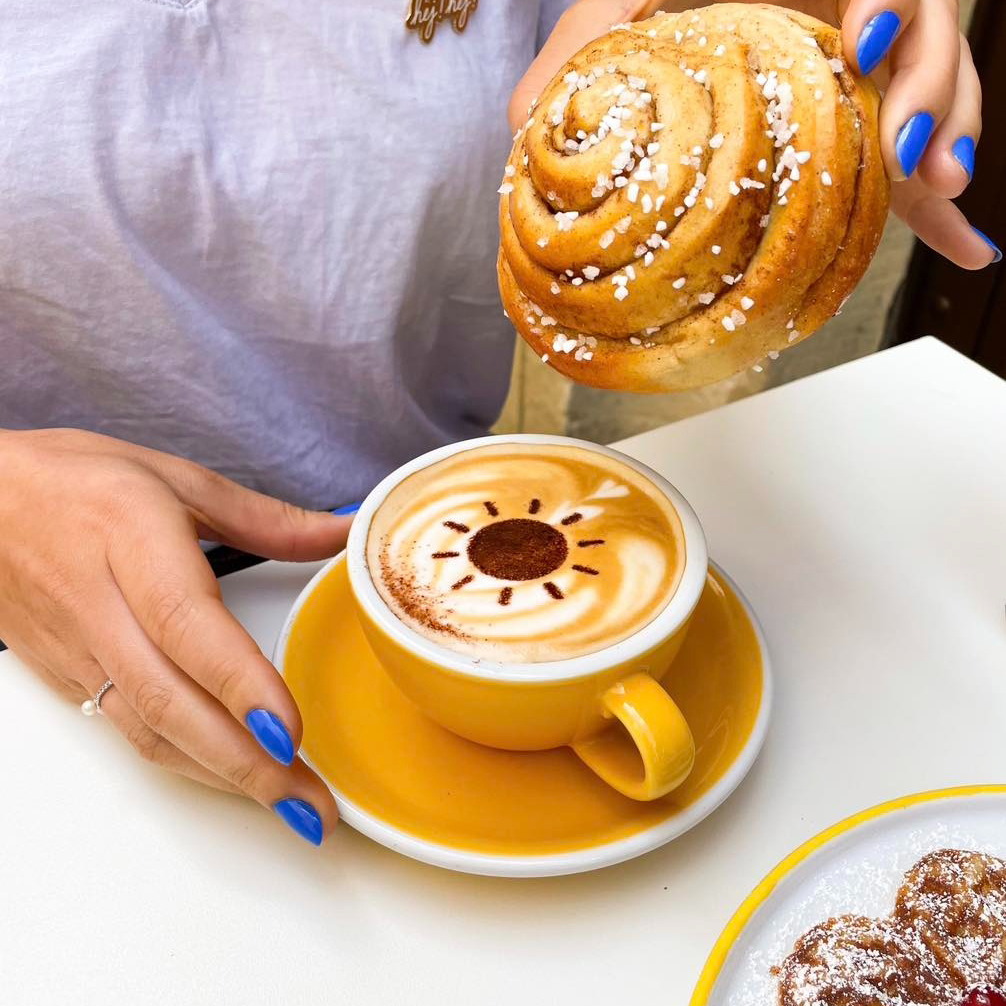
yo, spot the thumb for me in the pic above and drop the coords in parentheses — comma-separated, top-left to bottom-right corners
(150, 454, 354, 562)
(508, 0, 662, 134)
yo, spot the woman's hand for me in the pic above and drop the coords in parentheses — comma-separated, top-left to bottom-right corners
(511, 0, 999, 270)
(831, 0, 993, 268)
(0, 428, 350, 845)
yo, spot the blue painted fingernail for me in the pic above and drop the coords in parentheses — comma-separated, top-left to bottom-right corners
(952, 136, 976, 180)
(857, 11, 901, 75)
(274, 798, 324, 846)
(896, 112, 936, 178)
(246, 709, 295, 766)
(973, 228, 1003, 264)
(331, 502, 361, 515)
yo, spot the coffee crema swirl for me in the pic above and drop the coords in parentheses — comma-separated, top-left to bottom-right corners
(366, 444, 684, 662)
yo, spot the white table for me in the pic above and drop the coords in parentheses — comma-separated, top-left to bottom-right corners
(3, 337, 1005, 1005)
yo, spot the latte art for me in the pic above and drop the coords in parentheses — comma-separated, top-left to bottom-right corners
(366, 444, 684, 662)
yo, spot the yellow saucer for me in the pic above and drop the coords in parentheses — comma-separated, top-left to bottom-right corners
(275, 555, 771, 877)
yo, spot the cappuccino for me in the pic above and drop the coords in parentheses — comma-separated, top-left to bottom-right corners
(365, 443, 684, 663)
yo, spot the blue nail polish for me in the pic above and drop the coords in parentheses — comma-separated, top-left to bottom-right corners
(246, 709, 295, 766)
(331, 502, 361, 516)
(896, 113, 936, 178)
(973, 228, 1003, 264)
(274, 798, 324, 846)
(952, 136, 976, 180)
(857, 11, 901, 75)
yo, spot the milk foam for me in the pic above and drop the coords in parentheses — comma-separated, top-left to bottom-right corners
(366, 444, 684, 663)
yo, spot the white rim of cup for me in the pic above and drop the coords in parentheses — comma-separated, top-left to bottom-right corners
(345, 434, 709, 684)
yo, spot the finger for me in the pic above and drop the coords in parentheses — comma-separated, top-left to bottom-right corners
(106, 497, 307, 766)
(84, 588, 338, 844)
(69, 432, 352, 561)
(891, 176, 1001, 269)
(875, 0, 960, 181)
(508, 0, 663, 134)
(917, 34, 981, 198)
(138, 452, 351, 563)
(106, 694, 242, 793)
(91, 670, 242, 794)
(12, 636, 238, 792)
(839, 0, 917, 77)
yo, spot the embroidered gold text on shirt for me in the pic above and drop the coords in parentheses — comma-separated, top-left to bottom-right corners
(405, 0, 479, 43)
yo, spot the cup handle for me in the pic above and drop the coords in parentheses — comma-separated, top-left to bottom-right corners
(571, 673, 695, 801)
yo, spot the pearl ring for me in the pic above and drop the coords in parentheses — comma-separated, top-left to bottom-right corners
(81, 679, 114, 717)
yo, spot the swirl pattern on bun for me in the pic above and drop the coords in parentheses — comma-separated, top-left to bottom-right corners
(497, 3, 890, 392)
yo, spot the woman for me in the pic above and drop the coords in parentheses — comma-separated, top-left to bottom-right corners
(0, 0, 994, 845)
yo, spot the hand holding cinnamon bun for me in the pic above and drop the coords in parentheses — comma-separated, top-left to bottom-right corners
(497, 3, 890, 393)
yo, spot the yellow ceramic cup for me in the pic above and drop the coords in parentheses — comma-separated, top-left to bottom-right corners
(346, 435, 709, 802)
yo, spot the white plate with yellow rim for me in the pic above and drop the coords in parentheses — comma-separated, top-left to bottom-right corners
(689, 786, 1006, 1006)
